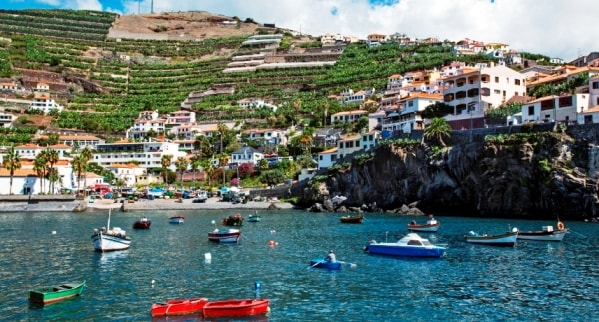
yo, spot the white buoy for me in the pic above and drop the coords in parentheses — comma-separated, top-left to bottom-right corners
(204, 252, 212, 263)
(51, 231, 56, 235)
(151, 279, 155, 284)
(270, 230, 276, 234)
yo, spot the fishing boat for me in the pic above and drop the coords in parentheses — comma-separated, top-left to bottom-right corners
(248, 210, 260, 222)
(465, 230, 518, 247)
(340, 214, 364, 224)
(515, 222, 568, 241)
(365, 233, 446, 258)
(169, 215, 185, 224)
(132, 216, 151, 229)
(407, 214, 440, 232)
(208, 228, 241, 243)
(309, 258, 342, 270)
(91, 209, 131, 252)
(202, 299, 270, 318)
(150, 297, 208, 317)
(222, 213, 244, 226)
(28, 281, 86, 305)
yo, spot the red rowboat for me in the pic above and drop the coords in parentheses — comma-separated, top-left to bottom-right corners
(151, 297, 208, 317)
(340, 214, 364, 224)
(202, 299, 270, 318)
(208, 228, 241, 243)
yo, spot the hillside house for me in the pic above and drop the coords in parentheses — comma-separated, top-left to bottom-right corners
(330, 109, 369, 125)
(29, 92, 64, 114)
(230, 147, 264, 166)
(165, 111, 196, 126)
(0, 112, 17, 128)
(317, 131, 379, 169)
(522, 94, 589, 124)
(93, 140, 184, 170)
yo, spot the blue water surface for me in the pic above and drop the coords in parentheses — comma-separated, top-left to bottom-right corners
(0, 210, 597, 321)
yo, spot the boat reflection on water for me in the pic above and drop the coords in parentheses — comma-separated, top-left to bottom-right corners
(151, 314, 269, 322)
(93, 250, 129, 268)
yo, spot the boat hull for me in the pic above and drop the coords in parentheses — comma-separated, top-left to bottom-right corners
(151, 297, 208, 316)
(208, 229, 241, 243)
(91, 232, 131, 252)
(466, 232, 518, 247)
(340, 215, 363, 224)
(367, 243, 445, 257)
(203, 299, 270, 318)
(309, 259, 341, 270)
(517, 230, 567, 241)
(28, 281, 85, 305)
(132, 221, 151, 229)
(169, 216, 184, 224)
(248, 215, 260, 222)
(407, 223, 440, 232)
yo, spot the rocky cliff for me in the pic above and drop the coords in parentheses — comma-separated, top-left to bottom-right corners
(291, 127, 599, 220)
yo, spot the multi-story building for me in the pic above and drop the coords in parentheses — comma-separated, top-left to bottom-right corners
(93, 140, 185, 170)
(381, 92, 443, 133)
(126, 111, 166, 139)
(106, 163, 146, 187)
(522, 94, 589, 124)
(330, 110, 369, 125)
(442, 63, 527, 129)
(317, 131, 379, 169)
(165, 110, 196, 126)
(29, 92, 63, 114)
(14, 143, 71, 159)
(0, 112, 17, 128)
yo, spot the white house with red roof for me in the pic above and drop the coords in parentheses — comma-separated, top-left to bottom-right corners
(29, 92, 64, 114)
(106, 163, 146, 187)
(14, 143, 71, 159)
(126, 110, 166, 139)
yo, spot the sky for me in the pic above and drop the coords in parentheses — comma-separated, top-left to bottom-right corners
(3, 0, 597, 61)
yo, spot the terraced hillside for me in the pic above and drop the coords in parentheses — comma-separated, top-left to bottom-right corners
(0, 9, 481, 136)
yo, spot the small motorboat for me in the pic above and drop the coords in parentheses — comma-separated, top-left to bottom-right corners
(202, 299, 270, 318)
(365, 233, 446, 258)
(208, 228, 241, 243)
(340, 214, 364, 224)
(151, 297, 208, 317)
(515, 222, 568, 241)
(465, 230, 518, 247)
(407, 214, 440, 232)
(169, 215, 185, 224)
(28, 281, 86, 305)
(132, 217, 151, 229)
(309, 258, 341, 270)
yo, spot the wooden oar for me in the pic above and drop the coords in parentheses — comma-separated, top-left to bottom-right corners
(307, 260, 323, 270)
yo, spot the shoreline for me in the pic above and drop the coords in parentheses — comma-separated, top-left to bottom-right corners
(0, 196, 296, 213)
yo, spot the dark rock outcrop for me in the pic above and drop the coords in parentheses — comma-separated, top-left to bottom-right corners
(292, 129, 599, 220)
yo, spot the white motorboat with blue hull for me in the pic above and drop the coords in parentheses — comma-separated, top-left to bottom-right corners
(365, 233, 445, 258)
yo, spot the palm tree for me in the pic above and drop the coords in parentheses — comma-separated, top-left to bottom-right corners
(71, 155, 86, 196)
(79, 147, 93, 195)
(201, 159, 214, 187)
(423, 117, 452, 147)
(175, 156, 189, 184)
(33, 153, 47, 194)
(160, 155, 172, 186)
(44, 148, 59, 194)
(190, 158, 201, 188)
(3, 145, 22, 195)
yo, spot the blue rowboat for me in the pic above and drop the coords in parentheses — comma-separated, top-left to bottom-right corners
(309, 258, 341, 270)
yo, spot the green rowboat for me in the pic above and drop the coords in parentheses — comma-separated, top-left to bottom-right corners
(28, 281, 86, 304)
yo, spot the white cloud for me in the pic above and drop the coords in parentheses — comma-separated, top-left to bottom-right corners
(64, 0, 103, 11)
(118, 0, 598, 60)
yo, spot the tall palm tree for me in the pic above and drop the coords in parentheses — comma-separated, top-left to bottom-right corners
(33, 152, 47, 194)
(79, 147, 93, 195)
(201, 159, 214, 187)
(190, 158, 201, 188)
(44, 148, 59, 194)
(71, 155, 86, 196)
(175, 156, 189, 185)
(3, 145, 22, 195)
(160, 155, 172, 186)
(423, 117, 452, 147)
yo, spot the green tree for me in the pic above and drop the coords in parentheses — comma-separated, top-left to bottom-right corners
(43, 149, 59, 194)
(259, 170, 285, 188)
(423, 117, 452, 147)
(161, 155, 172, 186)
(190, 158, 201, 188)
(71, 155, 86, 195)
(175, 156, 189, 184)
(3, 145, 22, 195)
(33, 153, 47, 194)
(79, 147, 93, 195)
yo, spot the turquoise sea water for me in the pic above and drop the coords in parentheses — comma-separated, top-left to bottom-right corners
(0, 210, 597, 321)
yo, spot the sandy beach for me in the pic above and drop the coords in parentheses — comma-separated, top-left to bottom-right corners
(0, 195, 295, 213)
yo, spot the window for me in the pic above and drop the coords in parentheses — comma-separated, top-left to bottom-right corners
(593, 81, 599, 89)
(494, 76, 499, 83)
(515, 79, 521, 85)
(528, 105, 534, 116)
